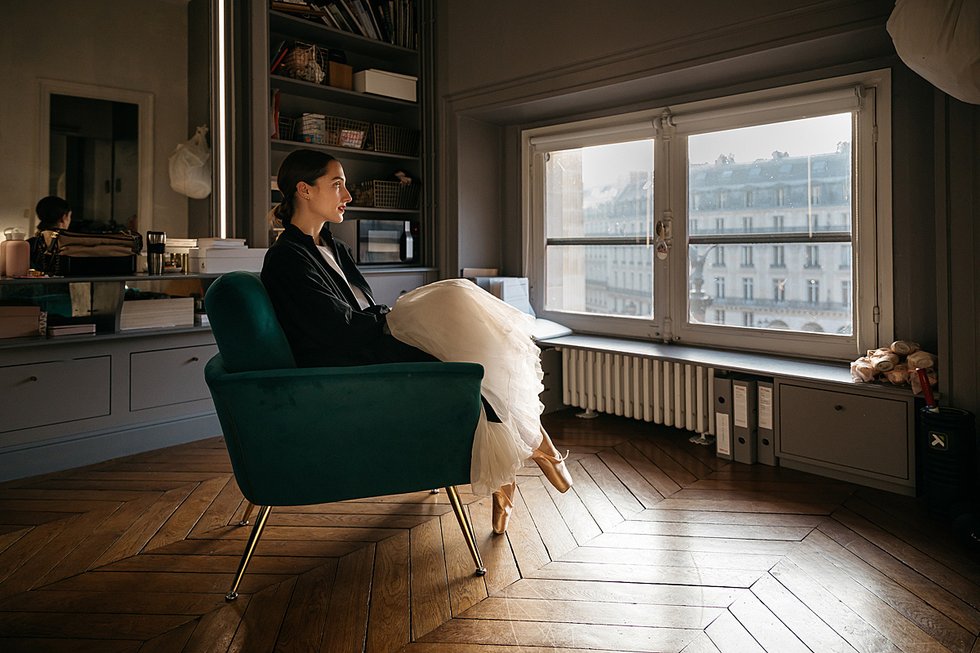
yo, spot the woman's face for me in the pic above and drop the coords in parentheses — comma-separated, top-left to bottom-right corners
(299, 160, 352, 224)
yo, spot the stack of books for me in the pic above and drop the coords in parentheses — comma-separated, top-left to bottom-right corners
(274, 1, 417, 48)
(119, 297, 195, 331)
(297, 113, 327, 144)
(48, 323, 96, 337)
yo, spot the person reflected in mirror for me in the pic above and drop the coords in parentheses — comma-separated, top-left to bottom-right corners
(261, 149, 572, 535)
(29, 195, 71, 269)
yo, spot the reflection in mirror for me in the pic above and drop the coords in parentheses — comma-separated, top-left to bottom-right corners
(49, 94, 139, 231)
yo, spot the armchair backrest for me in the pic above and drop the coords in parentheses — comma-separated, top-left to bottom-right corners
(204, 271, 296, 372)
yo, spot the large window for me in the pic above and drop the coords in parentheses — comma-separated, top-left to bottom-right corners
(525, 71, 892, 358)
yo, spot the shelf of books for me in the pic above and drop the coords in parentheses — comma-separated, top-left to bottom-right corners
(264, 0, 428, 269)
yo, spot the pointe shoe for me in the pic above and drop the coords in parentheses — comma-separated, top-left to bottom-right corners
(532, 427, 573, 493)
(491, 482, 516, 534)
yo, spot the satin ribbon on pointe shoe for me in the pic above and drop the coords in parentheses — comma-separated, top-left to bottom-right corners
(530, 448, 573, 493)
(491, 482, 516, 534)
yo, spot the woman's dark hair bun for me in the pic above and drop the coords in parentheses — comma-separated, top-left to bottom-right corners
(275, 150, 337, 225)
(35, 195, 71, 229)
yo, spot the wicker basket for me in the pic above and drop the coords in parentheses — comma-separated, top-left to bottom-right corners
(370, 123, 420, 156)
(324, 116, 369, 149)
(352, 180, 420, 210)
(277, 116, 295, 141)
(281, 42, 325, 84)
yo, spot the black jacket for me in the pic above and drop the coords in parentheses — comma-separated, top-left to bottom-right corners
(261, 223, 433, 367)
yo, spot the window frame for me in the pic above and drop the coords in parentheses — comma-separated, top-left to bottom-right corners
(522, 70, 892, 360)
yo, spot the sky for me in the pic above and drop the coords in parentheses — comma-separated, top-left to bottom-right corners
(579, 113, 852, 188)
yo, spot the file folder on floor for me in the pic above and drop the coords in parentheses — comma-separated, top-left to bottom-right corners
(713, 376, 733, 460)
(732, 377, 758, 464)
(757, 380, 776, 466)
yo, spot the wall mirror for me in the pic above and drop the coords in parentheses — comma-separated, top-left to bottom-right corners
(42, 86, 152, 233)
(1, 0, 217, 241)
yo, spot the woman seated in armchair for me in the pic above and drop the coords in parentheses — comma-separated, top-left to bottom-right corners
(261, 149, 571, 533)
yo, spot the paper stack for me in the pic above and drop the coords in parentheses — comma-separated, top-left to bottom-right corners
(188, 241, 267, 273)
(119, 297, 195, 330)
(165, 238, 198, 255)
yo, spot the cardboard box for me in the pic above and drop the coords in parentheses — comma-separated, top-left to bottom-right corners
(0, 305, 42, 339)
(328, 61, 353, 90)
(353, 69, 417, 102)
(188, 247, 267, 274)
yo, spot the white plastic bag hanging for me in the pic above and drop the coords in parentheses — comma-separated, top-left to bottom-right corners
(169, 125, 212, 199)
(887, 0, 980, 105)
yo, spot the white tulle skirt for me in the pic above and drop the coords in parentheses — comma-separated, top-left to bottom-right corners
(386, 278, 541, 495)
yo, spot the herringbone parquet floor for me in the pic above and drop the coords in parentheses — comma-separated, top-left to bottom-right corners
(0, 410, 978, 652)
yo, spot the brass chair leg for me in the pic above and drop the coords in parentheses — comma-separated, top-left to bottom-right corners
(225, 505, 272, 601)
(238, 502, 256, 526)
(445, 486, 486, 576)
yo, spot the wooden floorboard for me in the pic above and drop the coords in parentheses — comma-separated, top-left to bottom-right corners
(0, 409, 976, 652)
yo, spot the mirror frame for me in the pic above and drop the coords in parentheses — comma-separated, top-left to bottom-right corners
(38, 78, 155, 232)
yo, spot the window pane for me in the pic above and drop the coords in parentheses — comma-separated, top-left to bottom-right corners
(546, 245, 653, 318)
(687, 113, 852, 237)
(688, 243, 852, 334)
(545, 141, 654, 239)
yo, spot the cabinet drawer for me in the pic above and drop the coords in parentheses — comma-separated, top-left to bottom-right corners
(778, 383, 911, 480)
(130, 344, 217, 411)
(0, 357, 111, 433)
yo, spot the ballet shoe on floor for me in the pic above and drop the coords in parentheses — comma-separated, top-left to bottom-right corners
(491, 482, 516, 534)
(532, 427, 573, 493)
(530, 449, 573, 493)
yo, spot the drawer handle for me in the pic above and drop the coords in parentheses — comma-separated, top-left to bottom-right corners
(834, 404, 845, 411)
(188, 356, 200, 363)
(27, 375, 38, 383)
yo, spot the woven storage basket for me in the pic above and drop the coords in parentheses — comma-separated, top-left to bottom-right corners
(281, 43, 325, 84)
(353, 180, 420, 209)
(370, 123, 420, 156)
(324, 116, 369, 149)
(277, 116, 295, 141)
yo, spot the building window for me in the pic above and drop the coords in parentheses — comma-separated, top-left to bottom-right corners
(712, 246, 726, 267)
(743, 311, 755, 327)
(841, 280, 851, 307)
(804, 245, 820, 269)
(715, 309, 726, 324)
(807, 279, 820, 304)
(740, 246, 754, 267)
(771, 245, 785, 268)
(524, 70, 892, 358)
(773, 278, 786, 302)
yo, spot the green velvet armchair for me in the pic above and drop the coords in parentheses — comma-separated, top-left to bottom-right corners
(204, 271, 487, 601)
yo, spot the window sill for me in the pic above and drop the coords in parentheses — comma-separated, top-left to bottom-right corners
(537, 333, 897, 391)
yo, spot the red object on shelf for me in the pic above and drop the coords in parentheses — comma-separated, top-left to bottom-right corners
(917, 367, 938, 411)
